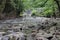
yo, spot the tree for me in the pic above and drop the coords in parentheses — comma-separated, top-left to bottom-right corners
(54, 0, 60, 12)
(0, 0, 6, 13)
(3, 0, 14, 13)
(53, 0, 60, 17)
(11, 0, 24, 17)
(0, 0, 24, 19)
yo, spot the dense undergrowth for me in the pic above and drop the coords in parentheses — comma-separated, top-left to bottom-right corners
(0, 0, 60, 19)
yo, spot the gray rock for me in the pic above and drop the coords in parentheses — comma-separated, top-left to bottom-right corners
(36, 37, 48, 40)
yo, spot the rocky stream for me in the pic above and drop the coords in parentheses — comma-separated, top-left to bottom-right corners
(0, 17, 60, 40)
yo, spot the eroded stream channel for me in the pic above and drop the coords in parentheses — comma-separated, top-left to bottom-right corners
(0, 17, 60, 40)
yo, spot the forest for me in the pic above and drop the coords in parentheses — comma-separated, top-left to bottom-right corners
(0, 0, 60, 40)
(0, 0, 60, 19)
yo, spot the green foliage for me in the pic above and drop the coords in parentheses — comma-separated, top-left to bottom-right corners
(11, 0, 24, 12)
(26, 0, 58, 17)
(0, 0, 59, 18)
(31, 9, 43, 17)
(43, 9, 53, 17)
(0, 0, 25, 19)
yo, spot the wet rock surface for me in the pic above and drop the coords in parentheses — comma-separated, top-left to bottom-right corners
(0, 17, 60, 40)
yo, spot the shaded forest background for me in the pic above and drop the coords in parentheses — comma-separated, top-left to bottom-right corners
(0, 0, 60, 19)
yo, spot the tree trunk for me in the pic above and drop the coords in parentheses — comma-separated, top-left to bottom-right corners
(54, 0, 60, 17)
(0, 0, 6, 13)
(54, 0, 60, 12)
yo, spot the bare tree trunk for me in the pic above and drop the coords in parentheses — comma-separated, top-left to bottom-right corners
(54, 0, 60, 14)
(54, 0, 60, 17)
(0, 0, 6, 13)
(0, 0, 6, 19)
